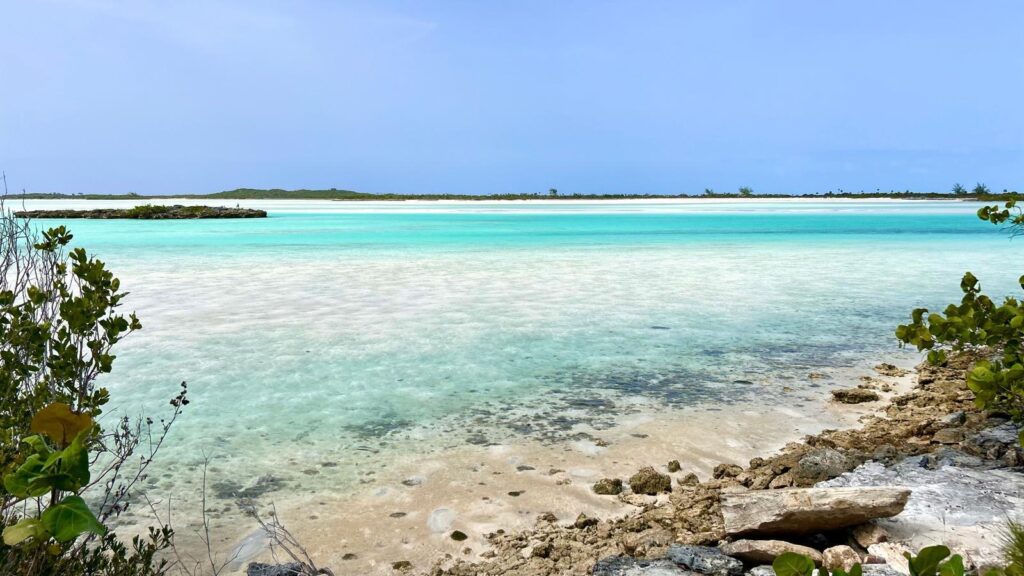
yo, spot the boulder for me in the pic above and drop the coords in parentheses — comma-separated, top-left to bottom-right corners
(866, 543, 910, 575)
(714, 464, 744, 479)
(747, 567, 776, 576)
(874, 363, 909, 377)
(822, 545, 861, 572)
(851, 524, 889, 548)
(575, 513, 598, 529)
(861, 566, 906, 576)
(796, 448, 851, 481)
(931, 428, 966, 444)
(940, 411, 967, 426)
(832, 388, 880, 404)
(720, 539, 822, 565)
(679, 473, 701, 486)
(666, 545, 743, 576)
(629, 467, 672, 495)
(592, 555, 692, 576)
(594, 478, 624, 495)
(871, 444, 897, 463)
(720, 487, 910, 537)
(668, 460, 682, 472)
(247, 564, 301, 576)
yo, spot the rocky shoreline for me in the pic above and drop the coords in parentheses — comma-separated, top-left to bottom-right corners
(15, 205, 267, 219)
(413, 354, 1021, 575)
(243, 354, 1022, 575)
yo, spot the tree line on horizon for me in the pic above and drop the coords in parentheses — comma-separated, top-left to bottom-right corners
(4, 184, 1021, 202)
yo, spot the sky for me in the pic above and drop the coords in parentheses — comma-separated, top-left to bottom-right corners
(1, 1, 1022, 196)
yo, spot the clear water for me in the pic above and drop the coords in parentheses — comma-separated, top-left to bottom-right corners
(13, 199, 1021, 497)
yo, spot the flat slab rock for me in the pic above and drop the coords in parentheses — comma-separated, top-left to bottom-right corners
(246, 563, 301, 576)
(820, 456, 1024, 568)
(592, 556, 697, 576)
(720, 539, 823, 565)
(721, 487, 910, 537)
(666, 545, 743, 576)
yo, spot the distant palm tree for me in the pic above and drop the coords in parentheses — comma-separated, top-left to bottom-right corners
(739, 187, 753, 197)
(952, 183, 967, 195)
(548, 188, 558, 197)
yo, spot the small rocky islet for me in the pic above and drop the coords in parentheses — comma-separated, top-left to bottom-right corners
(14, 204, 267, 219)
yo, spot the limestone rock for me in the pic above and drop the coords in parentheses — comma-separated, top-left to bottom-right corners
(666, 544, 743, 576)
(940, 411, 967, 426)
(720, 487, 910, 537)
(574, 513, 598, 529)
(592, 555, 693, 576)
(874, 363, 909, 377)
(832, 388, 881, 404)
(630, 467, 672, 495)
(247, 563, 302, 576)
(796, 448, 851, 481)
(931, 428, 966, 444)
(714, 464, 743, 479)
(669, 460, 682, 472)
(821, 458, 1024, 568)
(822, 545, 861, 572)
(861, 566, 905, 576)
(747, 567, 776, 576)
(720, 539, 822, 565)
(866, 543, 910, 575)
(679, 473, 700, 486)
(851, 523, 889, 548)
(871, 444, 897, 463)
(594, 478, 624, 495)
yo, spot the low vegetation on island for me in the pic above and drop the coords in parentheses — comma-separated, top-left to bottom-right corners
(6, 183, 1021, 202)
(13, 205, 267, 219)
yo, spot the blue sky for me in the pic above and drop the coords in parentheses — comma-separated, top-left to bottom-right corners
(2, 1, 1022, 195)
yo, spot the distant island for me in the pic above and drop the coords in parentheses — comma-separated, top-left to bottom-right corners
(5, 186, 1021, 202)
(14, 205, 267, 219)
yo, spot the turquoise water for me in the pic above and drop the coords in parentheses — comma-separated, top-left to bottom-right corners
(15, 199, 1022, 497)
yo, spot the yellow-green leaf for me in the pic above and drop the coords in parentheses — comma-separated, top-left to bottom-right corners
(30, 403, 93, 447)
(2, 518, 48, 546)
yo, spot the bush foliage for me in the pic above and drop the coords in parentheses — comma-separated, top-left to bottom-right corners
(896, 200, 1024, 441)
(1, 208, 184, 575)
(773, 546, 965, 576)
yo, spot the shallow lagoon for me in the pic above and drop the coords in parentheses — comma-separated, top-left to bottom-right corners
(13, 198, 1020, 565)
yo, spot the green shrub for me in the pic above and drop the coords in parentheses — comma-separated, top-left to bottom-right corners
(772, 546, 964, 576)
(896, 200, 1024, 442)
(123, 204, 171, 218)
(1, 207, 185, 575)
(998, 521, 1024, 576)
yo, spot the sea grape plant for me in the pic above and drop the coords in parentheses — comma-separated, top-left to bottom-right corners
(0, 205, 184, 575)
(772, 546, 965, 576)
(896, 200, 1024, 442)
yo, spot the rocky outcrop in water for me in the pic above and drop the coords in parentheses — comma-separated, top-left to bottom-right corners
(15, 205, 267, 219)
(594, 478, 624, 495)
(628, 467, 672, 495)
(831, 388, 880, 404)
